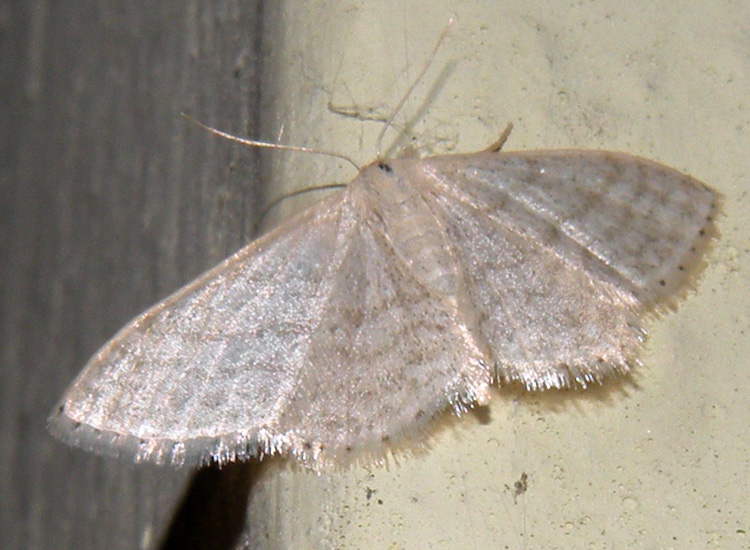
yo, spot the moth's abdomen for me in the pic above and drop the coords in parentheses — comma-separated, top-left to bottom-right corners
(361, 163, 460, 295)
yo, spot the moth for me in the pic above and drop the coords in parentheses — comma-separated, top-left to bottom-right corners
(49, 134, 720, 469)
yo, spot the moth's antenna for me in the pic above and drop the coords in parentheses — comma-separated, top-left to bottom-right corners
(181, 114, 361, 171)
(375, 16, 455, 159)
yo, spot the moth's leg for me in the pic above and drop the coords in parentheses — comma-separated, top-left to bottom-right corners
(483, 123, 514, 153)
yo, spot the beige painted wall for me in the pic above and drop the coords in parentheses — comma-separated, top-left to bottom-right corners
(246, 1, 748, 548)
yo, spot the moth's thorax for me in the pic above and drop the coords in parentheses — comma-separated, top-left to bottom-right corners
(355, 160, 461, 295)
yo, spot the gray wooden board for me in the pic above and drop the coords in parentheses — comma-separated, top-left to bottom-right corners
(1, 2, 264, 548)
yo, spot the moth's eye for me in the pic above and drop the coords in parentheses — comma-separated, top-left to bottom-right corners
(377, 162, 393, 173)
